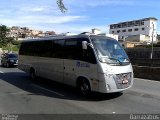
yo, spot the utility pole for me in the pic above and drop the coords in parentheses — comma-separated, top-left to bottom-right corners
(150, 23, 154, 60)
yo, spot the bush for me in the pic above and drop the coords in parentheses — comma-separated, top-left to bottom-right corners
(1, 44, 19, 53)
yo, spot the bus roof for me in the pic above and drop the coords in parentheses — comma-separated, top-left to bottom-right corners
(22, 34, 116, 42)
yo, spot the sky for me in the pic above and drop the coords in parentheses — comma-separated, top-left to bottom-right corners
(0, 0, 160, 34)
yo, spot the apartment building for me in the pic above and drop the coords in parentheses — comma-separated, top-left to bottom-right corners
(9, 26, 31, 40)
(44, 31, 56, 36)
(109, 17, 158, 43)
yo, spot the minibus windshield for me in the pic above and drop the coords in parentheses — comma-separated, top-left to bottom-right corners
(91, 37, 130, 65)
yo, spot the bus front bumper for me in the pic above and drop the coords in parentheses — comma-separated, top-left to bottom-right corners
(98, 73, 133, 93)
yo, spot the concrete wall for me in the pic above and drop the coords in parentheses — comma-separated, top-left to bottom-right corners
(126, 48, 160, 81)
(133, 65, 160, 81)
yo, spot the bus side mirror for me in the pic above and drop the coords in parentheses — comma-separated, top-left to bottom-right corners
(82, 41, 88, 50)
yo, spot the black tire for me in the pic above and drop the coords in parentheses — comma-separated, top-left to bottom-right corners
(6, 63, 10, 68)
(78, 78, 91, 96)
(30, 68, 36, 81)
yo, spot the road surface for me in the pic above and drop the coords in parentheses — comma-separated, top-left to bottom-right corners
(0, 65, 160, 119)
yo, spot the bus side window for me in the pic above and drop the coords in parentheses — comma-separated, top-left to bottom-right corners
(26, 42, 35, 56)
(52, 40, 65, 59)
(19, 42, 25, 55)
(82, 45, 97, 64)
(64, 39, 79, 60)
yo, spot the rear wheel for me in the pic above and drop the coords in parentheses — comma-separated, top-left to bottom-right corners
(78, 78, 91, 96)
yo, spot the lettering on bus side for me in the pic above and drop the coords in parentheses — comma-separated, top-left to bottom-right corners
(76, 61, 90, 68)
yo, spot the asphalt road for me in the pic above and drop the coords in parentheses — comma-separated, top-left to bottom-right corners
(0, 65, 160, 119)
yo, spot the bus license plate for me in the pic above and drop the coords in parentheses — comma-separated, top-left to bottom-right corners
(122, 79, 128, 84)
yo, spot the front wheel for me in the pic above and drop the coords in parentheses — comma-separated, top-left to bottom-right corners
(78, 79, 91, 96)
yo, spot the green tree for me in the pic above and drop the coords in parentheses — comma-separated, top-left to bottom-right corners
(0, 25, 15, 52)
(0, 25, 10, 46)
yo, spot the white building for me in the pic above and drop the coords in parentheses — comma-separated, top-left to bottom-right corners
(109, 17, 158, 43)
(106, 34, 118, 41)
(91, 28, 101, 35)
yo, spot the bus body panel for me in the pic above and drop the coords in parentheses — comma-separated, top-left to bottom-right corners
(74, 60, 99, 92)
(97, 64, 133, 93)
(63, 59, 77, 86)
(36, 57, 64, 83)
(18, 56, 64, 83)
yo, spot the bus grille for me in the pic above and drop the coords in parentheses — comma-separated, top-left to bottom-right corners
(113, 72, 132, 89)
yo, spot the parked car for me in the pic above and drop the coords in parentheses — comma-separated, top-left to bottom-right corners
(1, 53, 18, 68)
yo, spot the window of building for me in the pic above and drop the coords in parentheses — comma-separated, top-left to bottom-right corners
(128, 29, 132, 32)
(112, 31, 115, 34)
(135, 21, 140, 26)
(115, 24, 119, 29)
(141, 21, 144, 25)
(122, 23, 127, 28)
(128, 22, 133, 27)
(122, 29, 126, 32)
(142, 28, 145, 31)
(117, 30, 120, 33)
(113, 25, 117, 29)
(134, 28, 139, 31)
(118, 24, 121, 28)
(110, 25, 113, 29)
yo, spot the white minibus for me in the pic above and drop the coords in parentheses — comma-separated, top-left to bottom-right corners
(18, 34, 133, 95)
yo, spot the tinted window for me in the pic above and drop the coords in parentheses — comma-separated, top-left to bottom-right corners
(34, 41, 44, 56)
(20, 40, 52, 57)
(52, 40, 65, 58)
(64, 38, 97, 64)
(19, 38, 96, 64)
(19, 42, 28, 55)
(64, 39, 79, 60)
(82, 47, 97, 64)
(38, 40, 52, 57)
(19, 42, 35, 56)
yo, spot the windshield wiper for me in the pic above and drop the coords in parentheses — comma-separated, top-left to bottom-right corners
(108, 57, 123, 65)
(118, 57, 130, 62)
